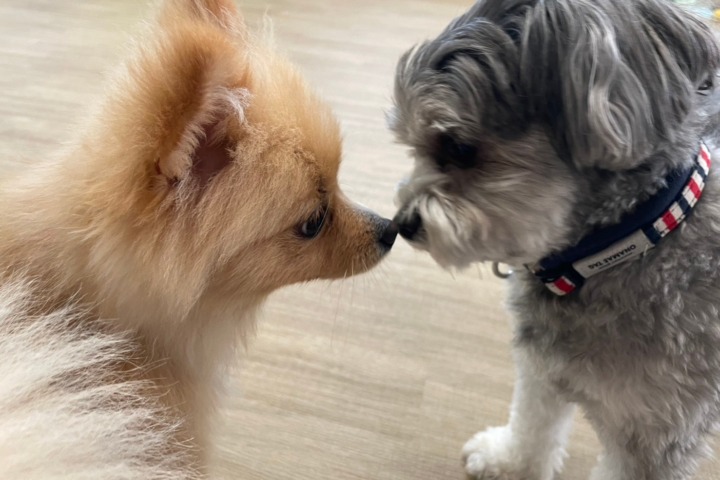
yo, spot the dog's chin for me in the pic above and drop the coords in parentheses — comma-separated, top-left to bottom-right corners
(428, 248, 475, 270)
(426, 242, 532, 272)
(412, 223, 540, 271)
(405, 232, 476, 270)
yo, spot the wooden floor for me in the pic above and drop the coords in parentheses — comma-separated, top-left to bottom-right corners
(0, 1, 718, 479)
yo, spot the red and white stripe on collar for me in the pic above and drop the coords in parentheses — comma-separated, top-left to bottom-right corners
(545, 276, 577, 296)
(541, 143, 712, 297)
(653, 144, 711, 238)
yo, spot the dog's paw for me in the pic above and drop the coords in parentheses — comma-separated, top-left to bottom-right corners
(462, 427, 537, 480)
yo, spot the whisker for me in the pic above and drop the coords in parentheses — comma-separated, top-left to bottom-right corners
(349, 260, 356, 309)
(331, 268, 348, 349)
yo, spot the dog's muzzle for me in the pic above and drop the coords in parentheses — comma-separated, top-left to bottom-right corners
(393, 177, 426, 242)
(393, 207, 423, 242)
(378, 218, 399, 250)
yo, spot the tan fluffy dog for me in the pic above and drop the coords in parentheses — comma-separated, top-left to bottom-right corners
(0, 0, 397, 478)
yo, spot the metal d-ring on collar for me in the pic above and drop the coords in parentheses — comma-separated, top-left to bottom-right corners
(492, 262, 513, 279)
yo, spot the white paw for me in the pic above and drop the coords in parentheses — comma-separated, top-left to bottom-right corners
(462, 427, 537, 480)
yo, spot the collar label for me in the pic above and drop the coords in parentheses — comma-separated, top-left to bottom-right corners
(572, 229, 655, 278)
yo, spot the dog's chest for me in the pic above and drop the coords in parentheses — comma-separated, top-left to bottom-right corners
(512, 309, 625, 403)
(508, 270, 720, 417)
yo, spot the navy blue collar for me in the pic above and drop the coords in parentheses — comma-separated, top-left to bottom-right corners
(528, 143, 712, 296)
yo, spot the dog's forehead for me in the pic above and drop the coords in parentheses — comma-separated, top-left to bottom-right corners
(286, 95, 342, 182)
(247, 52, 342, 182)
(390, 88, 464, 151)
(292, 150, 333, 197)
(304, 128, 341, 181)
(393, 47, 484, 132)
(259, 149, 334, 223)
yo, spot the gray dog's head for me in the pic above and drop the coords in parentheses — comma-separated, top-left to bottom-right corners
(391, 0, 720, 268)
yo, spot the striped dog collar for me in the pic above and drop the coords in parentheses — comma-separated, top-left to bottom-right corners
(529, 143, 712, 296)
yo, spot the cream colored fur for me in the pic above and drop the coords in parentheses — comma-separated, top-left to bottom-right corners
(0, 280, 197, 480)
(0, 0, 395, 477)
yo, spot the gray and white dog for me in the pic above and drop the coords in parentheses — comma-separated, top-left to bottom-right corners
(391, 0, 720, 479)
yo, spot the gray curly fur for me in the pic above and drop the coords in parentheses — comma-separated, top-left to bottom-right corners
(391, 0, 720, 478)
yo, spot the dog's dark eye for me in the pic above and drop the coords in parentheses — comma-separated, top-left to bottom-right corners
(436, 134, 477, 170)
(698, 77, 714, 94)
(298, 207, 328, 239)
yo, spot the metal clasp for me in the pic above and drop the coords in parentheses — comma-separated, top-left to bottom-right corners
(492, 262, 513, 279)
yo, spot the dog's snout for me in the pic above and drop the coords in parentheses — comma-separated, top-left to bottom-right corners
(394, 210, 422, 241)
(378, 219, 399, 250)
(354, 205, 398, 252)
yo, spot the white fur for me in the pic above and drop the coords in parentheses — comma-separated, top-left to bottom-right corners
(0, 280, 198, 480)
(462, 351, 575, 480)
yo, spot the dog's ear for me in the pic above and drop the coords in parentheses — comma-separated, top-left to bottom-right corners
(560, 11, 655, 171)
(155, 85, 251, 186)
(158, 0, 245, 36)
(522, 1, 719, 171)
(131, 0, 253, 187)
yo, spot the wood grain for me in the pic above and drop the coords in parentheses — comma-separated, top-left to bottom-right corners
(0, 1, 717, 478)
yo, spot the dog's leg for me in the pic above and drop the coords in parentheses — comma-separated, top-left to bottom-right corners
(588, 426, 709, 480)
(462, 352, 575, 480)
(588, 450, 642, 480)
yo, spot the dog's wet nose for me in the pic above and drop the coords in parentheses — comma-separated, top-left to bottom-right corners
(378, 219, 398, 250)
(394, 210, 422, 241)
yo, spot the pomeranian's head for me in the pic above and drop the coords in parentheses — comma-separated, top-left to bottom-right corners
(67, 0, 396, 318)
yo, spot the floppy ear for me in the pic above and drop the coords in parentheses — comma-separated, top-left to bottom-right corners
(561, 11, 655, 171)
(522, 1, 719, 171)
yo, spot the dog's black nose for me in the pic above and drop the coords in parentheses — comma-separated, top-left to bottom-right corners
(395, 210, 422, 241)
(378, 219, 398, 249)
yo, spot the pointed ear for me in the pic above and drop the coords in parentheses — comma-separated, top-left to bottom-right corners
(158, 0, 245, 36)
(156, 85, 251, 186)
(116, 0, 253, 188)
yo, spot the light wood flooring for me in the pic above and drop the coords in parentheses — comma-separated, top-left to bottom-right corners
(0, 1, 718, 478)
